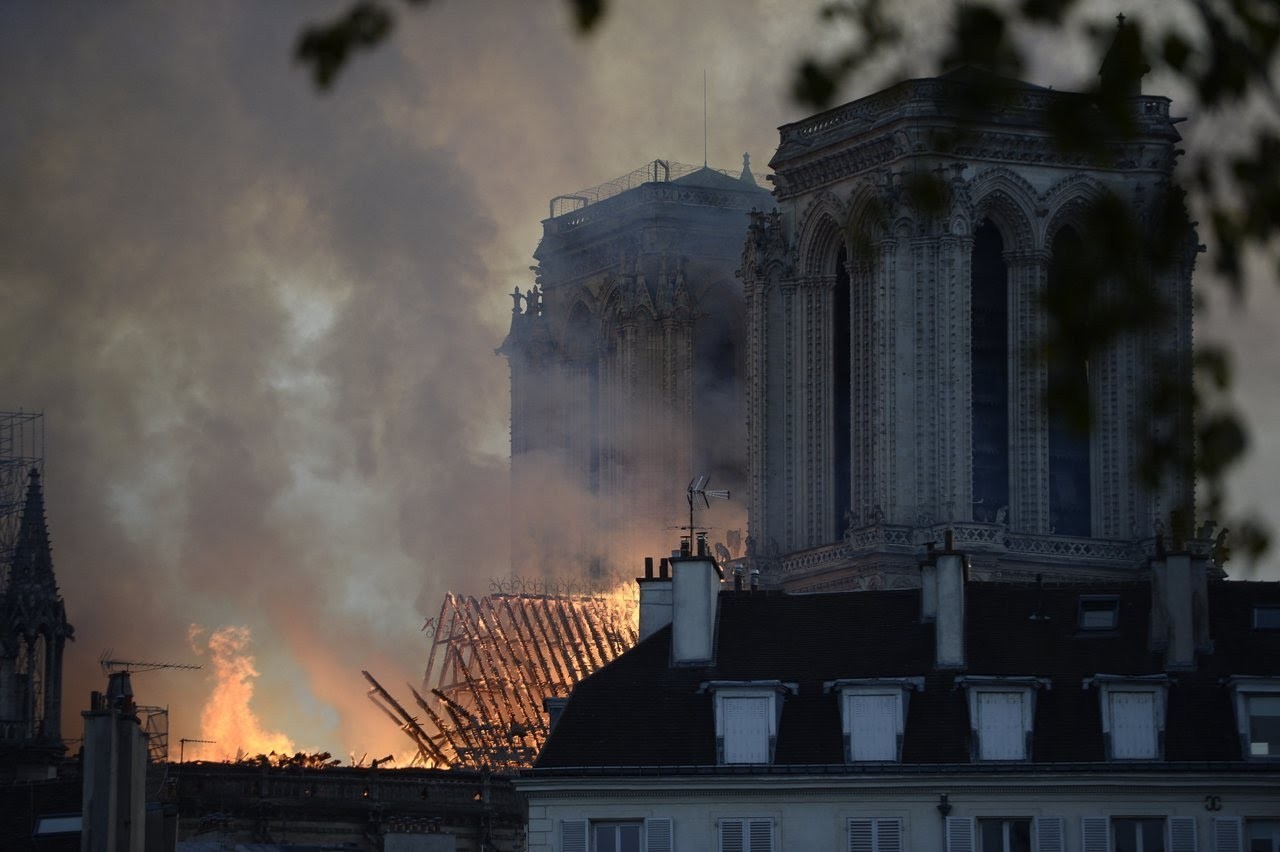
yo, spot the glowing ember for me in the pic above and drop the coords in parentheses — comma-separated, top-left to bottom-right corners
(190, 624, 295, 761)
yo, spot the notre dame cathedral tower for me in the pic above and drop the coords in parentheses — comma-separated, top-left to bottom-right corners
(741, 44, 1197, 591)
(502, 159, 770, 576)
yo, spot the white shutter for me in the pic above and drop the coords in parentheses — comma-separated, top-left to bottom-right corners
(1212, 817, 1242, 852)
(849, 819, 874, 852)
(849, 693, 898, 761)
(748, 817, 774, 852)
(848, 819, 903, 852)
(720, 819, 745, 852)
(1081, 817, 1109, 852)
(1170, 816, 1199, 852)
(946, 816, 975, 852)
(875, 817, 903, 852)
(1036, 816, 1064, 852)
(561, 819, 587, 852)
(978, 692, 1025, 759)
(1110, 691, 1158, 758)
(723, 697, 771, 763)
(646, 818, 673, 852)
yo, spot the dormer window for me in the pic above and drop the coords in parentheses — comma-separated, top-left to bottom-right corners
(956, 676, 1049, 762)
(825, 678, 924, 763)
(1227, 677, 1280, 758)
(1083, 675, 1169, 760)
(702, 681, 795, 765)
(1254, 606, 1280, 630)
(1078, 595, 1120, 631)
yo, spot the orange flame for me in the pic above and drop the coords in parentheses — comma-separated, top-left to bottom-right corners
(190, 625, 295, 761)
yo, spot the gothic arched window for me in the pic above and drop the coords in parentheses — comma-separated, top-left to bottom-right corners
(833, 245, 852, 534)
(971, 220, 1009, 523)
(1047, 225, 1092, 536)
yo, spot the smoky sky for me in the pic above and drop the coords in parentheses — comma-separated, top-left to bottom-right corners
(2, 0, 1276, 758)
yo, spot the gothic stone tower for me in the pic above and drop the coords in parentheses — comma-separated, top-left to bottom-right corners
(741, 65, 1195, 592)
(502, 159, 771, 575)
(0, 468, 74, 780)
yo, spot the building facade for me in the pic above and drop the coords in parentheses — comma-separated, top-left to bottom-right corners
(502, 159, 770, 576)
(517, 547, 1280, 852)
(740, 59, 1196, 591)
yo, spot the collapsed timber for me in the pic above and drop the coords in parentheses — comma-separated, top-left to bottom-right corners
(366, 584, 638, 771)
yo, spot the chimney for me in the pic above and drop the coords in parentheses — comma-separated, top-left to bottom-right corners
(637, 557, 674, 642)
(919, 544, 938, 623)
(934, 532, 966, 669)
(82, 673, 148, 852)
(1150, 551, 1212, 670)
(671, 552, 723, 664)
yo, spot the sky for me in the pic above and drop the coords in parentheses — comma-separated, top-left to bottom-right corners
(1, 1, 1276, 762)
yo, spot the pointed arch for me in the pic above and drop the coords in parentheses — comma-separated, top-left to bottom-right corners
(970, 167, 1038, 252)
(796, 191, 848, 277)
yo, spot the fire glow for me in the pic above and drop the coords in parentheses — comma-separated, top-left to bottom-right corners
(188, 624, 295, 762)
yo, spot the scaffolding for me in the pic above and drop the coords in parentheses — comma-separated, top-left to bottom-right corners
(366, 580, 638, 771)
(0, 410, 44, 591)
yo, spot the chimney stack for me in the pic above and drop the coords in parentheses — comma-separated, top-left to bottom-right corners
(670, 552, 723, 664)
(934, 533, 966, 669)
(919, 543, 938, 623)
(637, 557, 674, 642)
(1150, 550, 1212, 670)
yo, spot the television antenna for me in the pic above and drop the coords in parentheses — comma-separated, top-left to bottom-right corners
(685, 474, 730, 542)
(178, 737, 217, 764)
(100, 651, 202, 675)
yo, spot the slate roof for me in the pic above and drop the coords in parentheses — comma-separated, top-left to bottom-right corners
(533, 579, 1280, 771)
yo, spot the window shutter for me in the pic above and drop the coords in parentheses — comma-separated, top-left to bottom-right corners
(978, 692, 1025, 759)
(1081, 818, 1109, 852)
(875, 817, 903, 852)
(849, 693, 899, 761)
(1212, 817, 1242, 852)
(946, 816, 975, 852)
(748, 817, 774, 852)
(721, 818, 742, 849)
(1170, 816, 1198, 852)
(1110, 691, 1158, 758)
(849, 819, 874, 852)
(1036, 816, 1064, 852)
(561, 819, 587, 852)
(646, 818, 673, 852)
(723, 697, 771, 763)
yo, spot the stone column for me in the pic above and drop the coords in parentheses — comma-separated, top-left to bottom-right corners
(1007, 249, 1050, 533)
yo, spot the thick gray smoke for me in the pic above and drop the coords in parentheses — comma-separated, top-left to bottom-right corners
(1, 0, 1275, 759)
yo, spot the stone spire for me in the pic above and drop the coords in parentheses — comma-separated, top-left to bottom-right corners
(1098, 13, 1149, 97)
(7, 468, 58, 597)
(0, 467, 74, 774)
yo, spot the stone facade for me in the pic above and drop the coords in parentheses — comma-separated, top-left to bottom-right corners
(502, 160, 770, 576)
(740, 69, 1197, 591)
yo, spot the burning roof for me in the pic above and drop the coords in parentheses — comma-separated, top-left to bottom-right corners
(366, 582, 637, 770)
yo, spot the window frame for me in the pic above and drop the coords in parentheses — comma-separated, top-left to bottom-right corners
(1252, 606, 1280, 630)
(825, 677, 924, 763)
(702, 680, 796, 765)
(559, 818, 673, 852)
(956, 676, 1049, 762)
(1226, 676, 1280, 760)
(1078, 595, 1121, 632)
(949, 816, 1063, 852)
(1083, 674, 1169, 761)
(1080, 816, 1197, 852)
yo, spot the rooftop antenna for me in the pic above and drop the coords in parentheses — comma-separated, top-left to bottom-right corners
(100, 651, 203, 675)
(178, 737, 216, 764)
(685, 474, 730, 547)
